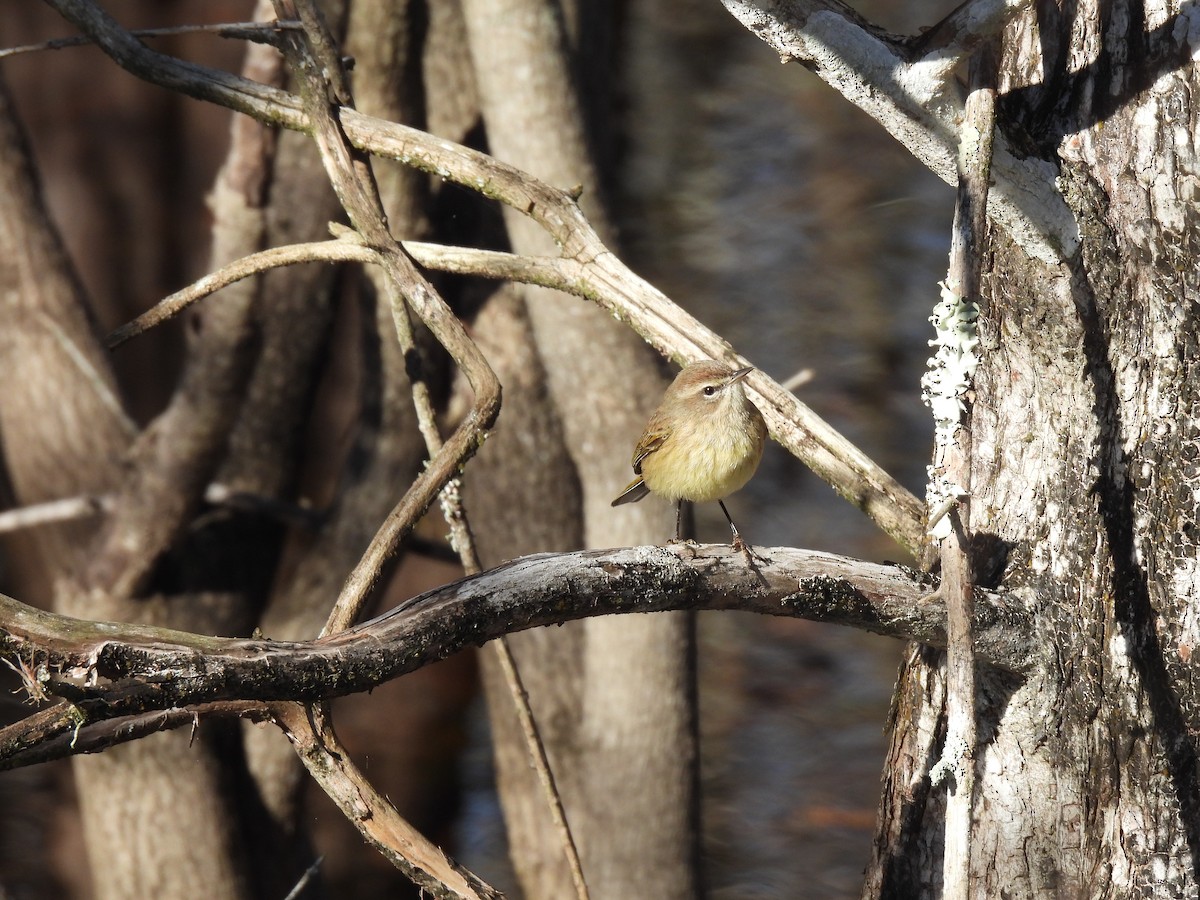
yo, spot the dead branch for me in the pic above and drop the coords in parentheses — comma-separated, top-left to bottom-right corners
(0, 544, 1030, 753)
(272, 702, 503, 900)
(0, 20, 298, 61)
(0, 701, 270, 769)
(935, 43, 998, 900)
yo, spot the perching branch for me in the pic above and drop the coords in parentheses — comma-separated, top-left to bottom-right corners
(48, 0, 926, 557)
(717, 0, 1078, 265)
(0, 545, 1031, 752)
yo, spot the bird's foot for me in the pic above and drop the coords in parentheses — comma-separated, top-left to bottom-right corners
(732, 535, 770, 565)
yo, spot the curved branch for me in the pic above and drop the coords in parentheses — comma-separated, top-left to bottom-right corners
(105, 237, 575, 348)
(0, 545, 1031, 754)
(48, 0, 926, 556)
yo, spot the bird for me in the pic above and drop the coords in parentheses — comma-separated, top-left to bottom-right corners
(611, 359, 767, 551)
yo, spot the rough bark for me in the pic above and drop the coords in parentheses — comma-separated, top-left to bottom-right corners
(865, 2, 1200, 896)
(0, 545, 1024, 720)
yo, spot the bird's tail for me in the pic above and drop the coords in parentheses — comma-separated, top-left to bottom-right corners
(611, 477, 651, 506)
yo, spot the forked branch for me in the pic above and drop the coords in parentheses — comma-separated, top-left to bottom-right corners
(717, 0, 1078, 265)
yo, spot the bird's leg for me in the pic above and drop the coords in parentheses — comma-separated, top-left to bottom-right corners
(719, 500, 767, 562)
(674, 500, 683, 542)
(718, 500, 742, 549)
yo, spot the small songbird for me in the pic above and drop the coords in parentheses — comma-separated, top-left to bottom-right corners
(612, 360, 767, 550)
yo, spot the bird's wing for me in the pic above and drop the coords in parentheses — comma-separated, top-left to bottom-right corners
(631, 428, 669, 474)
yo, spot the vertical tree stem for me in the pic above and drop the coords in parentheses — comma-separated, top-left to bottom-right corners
(939, 45, 997, 900)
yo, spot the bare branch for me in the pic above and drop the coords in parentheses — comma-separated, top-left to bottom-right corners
(272, 702, 503, 900)
(245, 0, 499, 635)
(277, 8, 585, 891)
(0, 700, 270, 769)
(106, 237, 573, 348)
(281, 855, 324, 900)
(0, 483, 319, 534)
(0, 494, 110, 532)
(717, 0, 1078, 264)
(0, 20, 298, 61)
(47, 0, 304, 125)
(0, 545, 1030, 725)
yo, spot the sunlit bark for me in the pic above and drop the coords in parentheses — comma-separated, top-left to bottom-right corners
(864, 2, 1200, 896)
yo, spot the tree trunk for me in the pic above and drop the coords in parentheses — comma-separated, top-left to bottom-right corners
(865, 3, 1200, 896)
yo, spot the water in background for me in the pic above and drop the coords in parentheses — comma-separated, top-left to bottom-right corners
(618, 1, 950, 895)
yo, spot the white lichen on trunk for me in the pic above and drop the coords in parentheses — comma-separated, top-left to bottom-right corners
(922, 282, 979, 540)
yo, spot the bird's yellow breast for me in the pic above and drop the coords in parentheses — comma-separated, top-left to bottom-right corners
(639, 408, 765, 503)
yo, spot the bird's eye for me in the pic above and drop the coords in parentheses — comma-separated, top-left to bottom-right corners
(702, 385, 718, 397)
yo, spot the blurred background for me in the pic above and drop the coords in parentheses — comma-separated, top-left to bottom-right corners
(0, 0, 949, 896)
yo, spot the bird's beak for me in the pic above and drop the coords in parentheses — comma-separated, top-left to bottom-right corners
(729, 366, 754, 383)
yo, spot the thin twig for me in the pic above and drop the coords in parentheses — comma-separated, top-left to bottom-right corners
(488, 639, 590, 899)
(263, 6, 505, 895)
(780, 366, 815, 392)
(259, 0, 500, 634)
(0, 20, 299, 61)
(106, 236, 574, 349)
(384, 278, 590, 900)
(0, 701, 271, 769)
(281, 855, 324, 900)
(0, 484, 320, 535)
(0, 494, 110, 532)
(276, 3, 585, 889)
